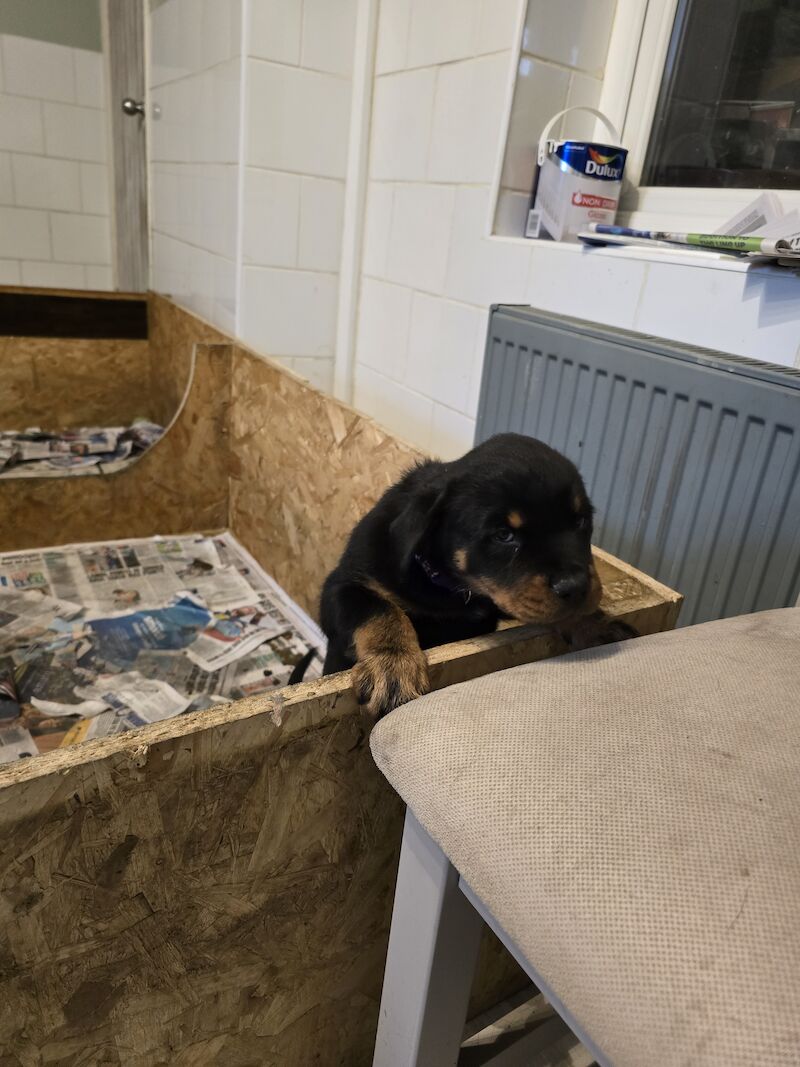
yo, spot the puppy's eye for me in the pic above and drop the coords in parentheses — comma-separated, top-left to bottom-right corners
(494, 528, 516, 544)
(576, 516, 587, 530)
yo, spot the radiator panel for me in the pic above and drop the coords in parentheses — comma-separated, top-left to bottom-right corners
(475, 307, 800, 626)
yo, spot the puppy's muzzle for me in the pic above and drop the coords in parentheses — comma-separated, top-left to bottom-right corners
(550, 570, 589, 608)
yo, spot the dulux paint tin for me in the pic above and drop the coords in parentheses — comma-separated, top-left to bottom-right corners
(526, 107, 627, 243)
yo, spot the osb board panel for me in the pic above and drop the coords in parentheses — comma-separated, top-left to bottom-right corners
(0, 337, 151, 430)
(0, 578, 681, 1067)
(0, 344, 230, 552)
(147, 294, 227, 427)
(229, 343, 422, 618)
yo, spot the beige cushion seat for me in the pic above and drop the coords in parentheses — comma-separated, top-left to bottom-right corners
(370, 608, 800, 1067)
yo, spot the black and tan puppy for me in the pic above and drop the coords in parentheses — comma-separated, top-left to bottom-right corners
(320, 433, 628, 718)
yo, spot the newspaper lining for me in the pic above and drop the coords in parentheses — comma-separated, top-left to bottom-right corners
(0, 533, 326, 762)
(0, 420, 163, 479)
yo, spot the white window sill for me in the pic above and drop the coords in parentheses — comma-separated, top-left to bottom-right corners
(490, 233, 797, 277)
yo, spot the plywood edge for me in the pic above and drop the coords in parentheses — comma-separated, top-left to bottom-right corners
(0, 596, 672, 798)
(593, 545, 683, 608)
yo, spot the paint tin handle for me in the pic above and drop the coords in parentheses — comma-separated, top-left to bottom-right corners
(537, 107, 621, 166)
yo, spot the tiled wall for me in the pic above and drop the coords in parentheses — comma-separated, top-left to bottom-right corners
(0, 33, 113, 290)
(147, 0, 800, 462)
(353, 0, 526, 457)
(237, 0, 356, 393)
(352, 0, 800, 460)
(149, 0, 243, 334)
(148, 0, 356, 387)
(495, 0, 617, 237)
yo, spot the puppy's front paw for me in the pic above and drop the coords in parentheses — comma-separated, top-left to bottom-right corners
(352, 649, 430, 719)
(562, 613, 638, 652)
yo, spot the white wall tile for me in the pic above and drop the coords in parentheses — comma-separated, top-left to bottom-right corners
(0, 152, 13, 204)
(302, 0, 357, 77)
(0, 261, 21, 284)
(43, 102, 106, 162)
(407, 0, 481, 68)
(500, 56, 570, 191)
(212, 252, 237, 334)
(444, 187, 532, 306)
(406, 293, 485, 414)
(526, 243, 646, 328)
(362, 181, 393, 278)
(248, 0, 302, 64)
(151, 60, 241, 165)
(353, 364, 432, 449)
(494, 188, 529, 238)
(428, 54, 509, 184)
(201, 0, 243, 71)
(80, 163, 110, 215)
(476, 0, 520, 55)
(85, 264, 113, 290)
(0, 206, 50, 259)
(429, 403, 475, 459)
(240, 267, 339, 357)
(21, 261, 86, 289)
(375, 0, 411, 74)
(356, 277, 412, 379)
(246, 61, 350, 178)
(386, 183, 455, 294)
(633, 261, 800, 365)
(74, 48, 105, 108)
(1, 35, 75, 103)
(293, 356, 335, 392)
(523, 0, 616, 75)
(242, 167, 300, 267)
(12, 154, 81, 212)
(51, 213, 111, 264)
(298, 176, 344, 272)
(0, 94, 44, 154)
(149, 0, 195, 85)
(564, 71, 604, 139)
(370, 68, 435, 181)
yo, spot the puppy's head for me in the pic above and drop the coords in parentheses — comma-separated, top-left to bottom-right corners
(397, 433, 601, 624)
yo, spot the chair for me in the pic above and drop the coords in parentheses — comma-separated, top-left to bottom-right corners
(370, 608, 800, 1066)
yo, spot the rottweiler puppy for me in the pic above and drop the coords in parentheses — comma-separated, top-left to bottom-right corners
(320, 433, 630, 718)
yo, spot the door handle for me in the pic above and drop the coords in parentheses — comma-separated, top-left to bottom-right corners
(121, 97, 145, 117)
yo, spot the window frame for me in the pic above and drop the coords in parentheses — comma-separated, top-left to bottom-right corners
(599, 0, 800, 228)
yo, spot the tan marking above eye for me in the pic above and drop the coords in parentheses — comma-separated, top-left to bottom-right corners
(453, 548, 468, 572)
(507, 511, 523, 529)
(572, 493, 585, 514)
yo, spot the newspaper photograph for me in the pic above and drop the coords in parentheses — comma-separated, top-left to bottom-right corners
(0, 532, 326, 762)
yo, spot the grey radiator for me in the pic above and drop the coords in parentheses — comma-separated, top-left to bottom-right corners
(475, 306, 800, 626)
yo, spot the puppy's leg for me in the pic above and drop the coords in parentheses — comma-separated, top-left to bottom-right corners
(332, 581, 429, 718)
(560, 611, 638, 651)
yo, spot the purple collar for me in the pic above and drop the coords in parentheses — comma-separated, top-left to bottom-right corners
(414, 554, 472, 602)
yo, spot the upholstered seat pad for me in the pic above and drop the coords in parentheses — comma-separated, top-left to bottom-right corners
(370, 608, 800, 1067)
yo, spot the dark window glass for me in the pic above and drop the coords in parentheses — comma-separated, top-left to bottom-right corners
(643, 0, 800, 189)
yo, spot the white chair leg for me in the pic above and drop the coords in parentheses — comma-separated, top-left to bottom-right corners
(373, 809, 484, 1067)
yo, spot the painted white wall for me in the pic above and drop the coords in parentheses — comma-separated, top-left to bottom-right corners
(147, 0, 800, 463)
(0, 33, 113, 290)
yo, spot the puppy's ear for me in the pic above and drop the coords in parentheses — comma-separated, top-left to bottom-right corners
(390, 479, 451, 572)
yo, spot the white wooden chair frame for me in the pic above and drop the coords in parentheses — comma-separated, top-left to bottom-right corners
(373, 810, 610, 1067)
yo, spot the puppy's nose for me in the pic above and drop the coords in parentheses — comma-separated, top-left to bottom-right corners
(550, 572, 588, 604)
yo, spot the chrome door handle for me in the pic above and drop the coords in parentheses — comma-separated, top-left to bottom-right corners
(121, 97, 145, 117)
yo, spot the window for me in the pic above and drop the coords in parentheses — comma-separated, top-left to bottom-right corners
(643, 0, 800, 190)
